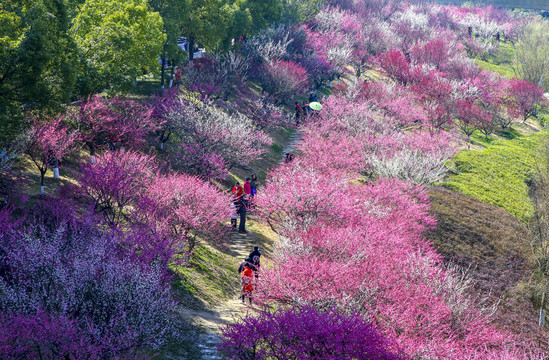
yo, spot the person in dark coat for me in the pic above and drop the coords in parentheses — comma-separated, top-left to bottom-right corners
(238, 257, 257, 273)
(295, 102, 302, 125)
(237, 197, 248, 234)
(248, 246, 261, 265)
(248, 246, 261, 277)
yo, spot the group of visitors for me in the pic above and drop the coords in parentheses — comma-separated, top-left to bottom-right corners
(230, 174, 257, 234)
(284, 152, 294, 163)
(294, 93, 318, 125)
(238, 246, 261, 305)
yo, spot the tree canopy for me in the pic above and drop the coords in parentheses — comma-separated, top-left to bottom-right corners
(0, 0, 78, 139)
(71, 0, 165, 94)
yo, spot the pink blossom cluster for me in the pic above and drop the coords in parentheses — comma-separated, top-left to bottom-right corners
(247, 4, 546, 357)
(75, 149, 231, 262)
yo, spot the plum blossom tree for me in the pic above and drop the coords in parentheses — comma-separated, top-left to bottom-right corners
(0, 311, 103, 359)
(150, 87, 181, 149)
(505, 78, 545, 123)
(220, 306, 405, 360)
(25, 116, 78, 194)
(134, 173, 230, 262)
(367, 131, 456, 185)
(166, 99, 271, 179)
(264, 59, 310, 102)
(0, 214, 176, 358)
(73, 96, 160, 162)
(77, 150, 157, 226)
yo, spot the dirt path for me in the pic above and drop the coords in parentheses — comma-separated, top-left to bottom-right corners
(280, 130, 302, 165)
(171, 131, 302, 359)
(173, 229, 265, 359)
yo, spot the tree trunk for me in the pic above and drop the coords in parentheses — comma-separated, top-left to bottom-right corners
(53, 159, 60, 179)
(540, 291, 546, 327)
(188, 38, 195, 61)
(160, 56, 166, 88)
(40, 169, 46, 195)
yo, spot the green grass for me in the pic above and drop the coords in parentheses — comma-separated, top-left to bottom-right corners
(171, 243, 239, 308)
(475, 42, 516, 78)
(443, 131, 548, 223)
(476, 59, 515, 78)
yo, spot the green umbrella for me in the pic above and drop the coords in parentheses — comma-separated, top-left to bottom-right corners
(309, 102, 322, 111)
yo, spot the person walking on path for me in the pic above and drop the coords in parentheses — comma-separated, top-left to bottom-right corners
(250, 174, 258, 198)
(285, 152, 294, 164)
(238, 257, 257, 273)
(232, 181, 244, 202)
(237, 196, 248, 234)
(240, 263, 254, 305)
(243, 178, 252, 197)
(230, 197, 238, 230)
(248, 246, 261, 278)
(294, 102, 302, 126)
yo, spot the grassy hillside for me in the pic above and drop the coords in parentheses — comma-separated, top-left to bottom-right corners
(426, 186, 544, 340)
(443, 131, 547, 223)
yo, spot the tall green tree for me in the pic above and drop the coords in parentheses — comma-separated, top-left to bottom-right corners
(0, 0, 78, 139)
(71, 0, 165, 94)
(513, 20, 549, 91)
(176, 0, 233, 59)
(148, 0, 187, 87)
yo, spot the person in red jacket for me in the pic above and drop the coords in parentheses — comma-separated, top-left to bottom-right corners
(240, 263, 254, 305)
(232, 181, 244, 202)
(295, 102, 302, 125)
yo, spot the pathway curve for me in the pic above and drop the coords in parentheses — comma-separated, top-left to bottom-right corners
(174, 232, 260, 359)
(280, 130, 302, 165)
(173, 129, 303, 359)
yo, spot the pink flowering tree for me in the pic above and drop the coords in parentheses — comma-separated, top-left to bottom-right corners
(77, 150, 157, 225)
(73, 96, 161, 162)
(454, 98, 487, 139)
(254, 174, 538, 358)
(25, 115, 78, 194)
(255, 163, 356, 235)
(134, 173, 231, 262)
(165, 99, 271, 179)
(378, 49, 412, 85)
(220, 306, 405, 360)
(263, 59, 310, 102)
(505, 78, 545, 123)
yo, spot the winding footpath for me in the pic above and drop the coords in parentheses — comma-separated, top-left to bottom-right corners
(172, 130, 302, 359)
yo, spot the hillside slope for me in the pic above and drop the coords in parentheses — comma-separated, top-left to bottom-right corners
(427, 186, 546, 342)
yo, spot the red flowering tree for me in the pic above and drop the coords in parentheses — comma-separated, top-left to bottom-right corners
(505, 78, 545, 123)
(264, 60, 309, 102)
(25, 116, 78, 194)
(73, 96, 160, 162)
